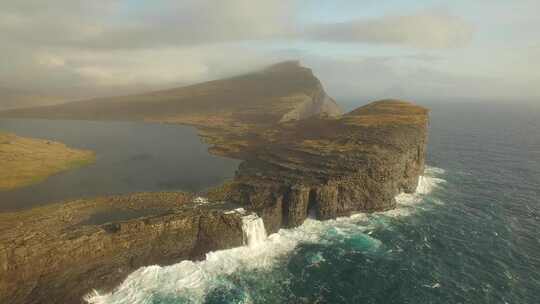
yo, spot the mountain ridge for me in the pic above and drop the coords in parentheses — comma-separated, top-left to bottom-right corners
(0, 61, 342, 127)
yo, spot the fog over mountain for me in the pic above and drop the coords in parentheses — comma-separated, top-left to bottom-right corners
(1, 0, 539, 109)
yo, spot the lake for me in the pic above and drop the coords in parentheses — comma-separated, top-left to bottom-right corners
(0, 119, 241, 212)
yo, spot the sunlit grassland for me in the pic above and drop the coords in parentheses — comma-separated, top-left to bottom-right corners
(0, 132, 95, 191)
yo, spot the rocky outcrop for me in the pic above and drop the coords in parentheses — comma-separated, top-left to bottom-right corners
(279, 82, 342, 122)
(0, 193, 246, 304)
(213, 100, 429, 233)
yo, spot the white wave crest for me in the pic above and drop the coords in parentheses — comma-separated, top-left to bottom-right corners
(241, 213, 267, 247)
(425, 166, 445, 175)
(85, 219, 342, 304)
(383, 166, 446, 217)
(85, 166, 445, 304)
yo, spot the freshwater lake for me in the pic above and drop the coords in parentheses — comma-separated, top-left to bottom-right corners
(0, 119, 241, 212)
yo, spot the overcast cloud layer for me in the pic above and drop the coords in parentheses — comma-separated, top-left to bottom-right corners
(306, 11, 473, 48)
(0, 0, 538, 107)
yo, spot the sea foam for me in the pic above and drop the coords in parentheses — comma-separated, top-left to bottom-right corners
(85, 167, 446, 304)
(386, 167, 446, 217)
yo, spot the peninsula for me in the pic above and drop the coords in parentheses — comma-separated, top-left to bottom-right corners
(0, 132, 95, 190)
(0, 62, 429, 304)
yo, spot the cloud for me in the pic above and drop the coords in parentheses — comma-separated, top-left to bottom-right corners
(0, 0, 295, 50)
(303, 54, 537, 104)
(2, 2, 472, 51)
(304, 11, 474, 48)
(0, 0, 296, 100)
(0, 43, 289, 100)
(0, 0, 538, 106)
(62, 47, 280, 87)
(35, 54, 66, 68)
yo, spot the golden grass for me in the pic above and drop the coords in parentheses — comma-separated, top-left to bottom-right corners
(300, 139, 361, 153)
(146, 112, 253, 133)
(148, 113, 234, 128)
(0, 133, 95, 191)
(344, 100, 429, 127)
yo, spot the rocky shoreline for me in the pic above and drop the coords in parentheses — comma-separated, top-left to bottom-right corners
(207, 100, 429, 234)
(0, 63, 429, 304)
(0, 193, 248, 303)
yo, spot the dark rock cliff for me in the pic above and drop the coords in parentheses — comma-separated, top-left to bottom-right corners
(213, 100, 429, 233)
(0, 193, 246, 304)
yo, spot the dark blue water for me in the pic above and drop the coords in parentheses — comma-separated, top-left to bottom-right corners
(87, 101, 540, 304)
(0, 119, 240, 211)
(269, 104, 540, 304)
(274, 102, 540, 304)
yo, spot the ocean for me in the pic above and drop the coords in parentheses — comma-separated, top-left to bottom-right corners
(85, 101, 540, 304)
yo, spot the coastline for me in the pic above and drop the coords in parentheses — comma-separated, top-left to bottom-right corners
(85, 166, 446, 303)
(0, 132, 95, 191)
(0, 63, 429, 303)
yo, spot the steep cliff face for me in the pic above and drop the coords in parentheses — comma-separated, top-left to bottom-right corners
(279, 82, 342, 122)
(214, 100, 429, 233)
(0, 193, 246, 304)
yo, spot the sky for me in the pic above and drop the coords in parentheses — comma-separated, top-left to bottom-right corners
(0, 0, 539, 105)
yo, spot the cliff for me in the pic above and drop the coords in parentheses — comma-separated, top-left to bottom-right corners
(0, 62, 429, 304)
(0, 193, 247, 304)
(208, 99, 429, 232)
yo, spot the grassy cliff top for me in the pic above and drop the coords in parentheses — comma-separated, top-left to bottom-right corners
(0, 191, 193, 241)
(345, 99, 429, 127)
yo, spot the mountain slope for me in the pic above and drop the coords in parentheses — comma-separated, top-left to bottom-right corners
(0, 61, 342, 129)
(0, 87, 63, 111)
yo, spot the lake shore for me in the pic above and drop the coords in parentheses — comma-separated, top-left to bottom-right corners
(0, 132, 95, 191)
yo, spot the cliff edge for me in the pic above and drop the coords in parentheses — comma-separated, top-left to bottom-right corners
(0, 61, 342, 127)
(208, 99, 429, 232)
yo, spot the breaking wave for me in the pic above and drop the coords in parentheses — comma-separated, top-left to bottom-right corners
(85, 166, 446, 304)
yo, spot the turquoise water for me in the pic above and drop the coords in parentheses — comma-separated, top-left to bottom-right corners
(86, 101, 540, 304)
